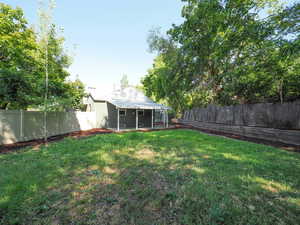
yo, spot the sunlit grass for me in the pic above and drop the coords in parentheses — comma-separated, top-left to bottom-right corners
(0, 129, 299, 225)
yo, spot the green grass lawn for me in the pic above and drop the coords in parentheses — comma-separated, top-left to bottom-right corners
(0, 129, 299, 225)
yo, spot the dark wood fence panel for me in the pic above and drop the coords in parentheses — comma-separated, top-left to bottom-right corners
(181, 101, 300, 145)
(183, 101, 300, 130)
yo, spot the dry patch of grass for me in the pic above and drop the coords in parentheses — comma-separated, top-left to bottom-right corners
(134, 148, 157, 160)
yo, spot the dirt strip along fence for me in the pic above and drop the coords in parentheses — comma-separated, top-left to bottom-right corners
(0, 110, 97, 145)
(180, 101, 300, 146)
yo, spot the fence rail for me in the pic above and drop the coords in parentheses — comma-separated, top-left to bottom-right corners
(0, 110, 96, 145)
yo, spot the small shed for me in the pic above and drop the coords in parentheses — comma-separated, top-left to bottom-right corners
(84, 87, 170, 130)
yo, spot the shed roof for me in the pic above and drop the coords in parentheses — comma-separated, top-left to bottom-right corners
(89, 87, 170, 110)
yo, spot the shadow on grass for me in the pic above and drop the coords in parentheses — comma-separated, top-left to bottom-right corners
(0, 129, 299, 225)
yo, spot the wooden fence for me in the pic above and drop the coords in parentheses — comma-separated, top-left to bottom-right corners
(181, 101, 300, 145)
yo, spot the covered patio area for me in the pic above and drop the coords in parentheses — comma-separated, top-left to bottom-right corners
(110, 99, 170, 131)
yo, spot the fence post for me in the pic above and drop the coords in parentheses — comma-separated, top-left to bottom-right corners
(0, 111, 2, 141)
(20, 110, 24, 141)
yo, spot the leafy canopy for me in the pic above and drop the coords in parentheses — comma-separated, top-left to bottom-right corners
(142, 0, 300, 115)
(0, 3, 86, 110)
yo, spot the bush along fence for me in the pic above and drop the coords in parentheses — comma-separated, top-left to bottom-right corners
(180, 101, 300, 146)
(0, 111, 97, 145)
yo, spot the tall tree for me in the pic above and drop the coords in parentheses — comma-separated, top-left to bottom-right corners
(143, 29, 194, 115)
(0, 3, 40, 109)
(38, 0, 55, 142)
(143, 0, 300, 115)
(0, 3, 86, 111)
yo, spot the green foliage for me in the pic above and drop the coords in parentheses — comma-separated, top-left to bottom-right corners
(66, 78, 87, 111)
(0, 4, 40, 109)
(0, 69, 39, 109)
(142, 29, 194, 116)
(142, 0, 300, 114)
(0, 3, 86, 111)
(37, 25, 77, 111)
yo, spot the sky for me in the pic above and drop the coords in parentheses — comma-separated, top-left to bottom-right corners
(2, 0, 185, 90)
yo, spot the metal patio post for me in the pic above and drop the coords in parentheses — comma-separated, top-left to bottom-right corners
(166, 110, 168, 128)
(136, 109, 138, 130)
(151, 109, 154, 129)
(117, 108, 120, 131)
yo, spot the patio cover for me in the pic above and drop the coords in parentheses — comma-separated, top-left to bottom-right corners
(109, 99, 169, 110)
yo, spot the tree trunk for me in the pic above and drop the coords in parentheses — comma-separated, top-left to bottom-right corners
(279, 79, 284, 104)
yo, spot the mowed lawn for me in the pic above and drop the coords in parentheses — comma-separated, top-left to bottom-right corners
(0, 130, 299, 225)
